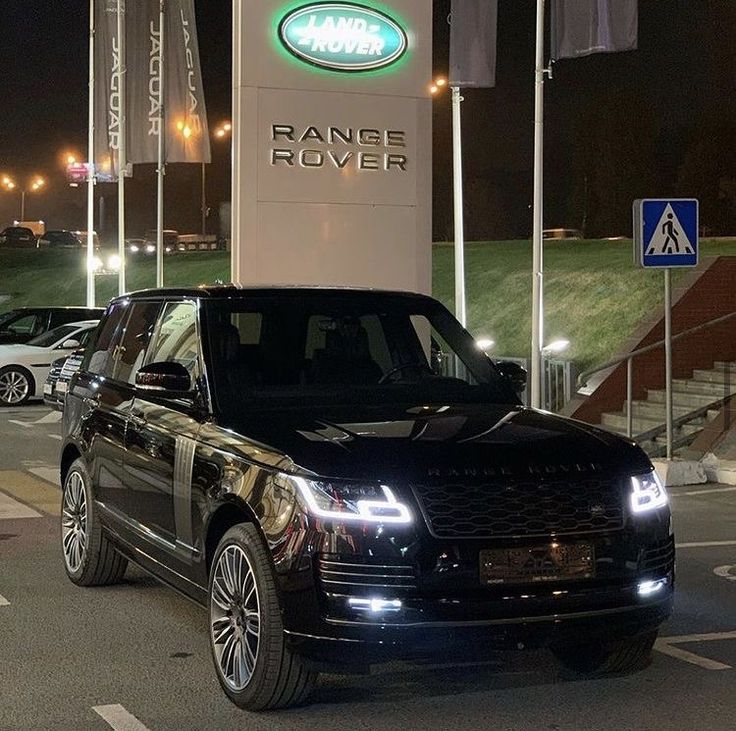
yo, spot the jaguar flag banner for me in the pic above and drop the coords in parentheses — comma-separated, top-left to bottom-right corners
(449, 0, 498, 88)
(551, 0, 638, 60)
(127, 1, 162, 165)
(165, 0, 211, 163)
(93, 0, 125, 181)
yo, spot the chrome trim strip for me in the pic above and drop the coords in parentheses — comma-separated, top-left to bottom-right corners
(318, 560, 415, 571)
(319, 578, 416, 589)
(173, 435, 196, 547)
(319, 569, 416, 580)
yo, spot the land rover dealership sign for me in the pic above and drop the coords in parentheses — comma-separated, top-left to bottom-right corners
(278, 2, 408, 72)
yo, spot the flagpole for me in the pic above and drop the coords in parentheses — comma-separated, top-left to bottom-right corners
(531, 0, 546, 409)
(116, 0, 126, 296)
(451, 85, 467, 327)
(156, 0, 166, 288)
(86, 0, 96, 308)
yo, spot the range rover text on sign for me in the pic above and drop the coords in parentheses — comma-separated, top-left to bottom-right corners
(278, 2, 408, 72)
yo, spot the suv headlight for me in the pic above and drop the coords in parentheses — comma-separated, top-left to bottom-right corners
(288, 476, 412, 524)
(630, 471, 668, 514)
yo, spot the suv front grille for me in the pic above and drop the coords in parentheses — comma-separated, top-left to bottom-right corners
(317, 554, 417, 595)
(413, 478, 625, 539)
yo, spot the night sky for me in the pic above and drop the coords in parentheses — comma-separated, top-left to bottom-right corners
(0, 1, 734, 239)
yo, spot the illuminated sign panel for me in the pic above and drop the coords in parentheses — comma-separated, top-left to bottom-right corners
(278, 2, 408, 72)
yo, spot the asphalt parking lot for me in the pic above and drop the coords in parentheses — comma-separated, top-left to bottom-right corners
(1, 405, 735, 731)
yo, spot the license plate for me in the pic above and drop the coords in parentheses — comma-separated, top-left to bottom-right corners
(480, 542, 595, 585)
(56, 381, 68, 394)
(43, 384, 52, 396)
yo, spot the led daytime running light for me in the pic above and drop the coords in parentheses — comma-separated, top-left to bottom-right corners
(630, 471, 668, 514)
(291, 476, 412, 524)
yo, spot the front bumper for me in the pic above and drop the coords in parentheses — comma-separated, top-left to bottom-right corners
(273, 512, 675, 666)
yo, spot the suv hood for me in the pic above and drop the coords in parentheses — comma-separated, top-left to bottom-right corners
(217, 402, 650, 483)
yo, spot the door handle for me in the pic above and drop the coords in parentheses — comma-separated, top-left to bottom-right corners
(82, 395, 99, 408)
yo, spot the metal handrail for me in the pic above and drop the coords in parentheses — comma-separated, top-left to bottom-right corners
(576, 310, 736, 440)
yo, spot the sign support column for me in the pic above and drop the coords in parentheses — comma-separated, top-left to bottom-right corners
(86, 0, 96, 308)
(451, 86, 466, 327)
(664, 268, 673, 459)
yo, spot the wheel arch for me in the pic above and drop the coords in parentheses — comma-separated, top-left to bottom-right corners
(204, 498, 262, 577)
(60, 442, 82, 486)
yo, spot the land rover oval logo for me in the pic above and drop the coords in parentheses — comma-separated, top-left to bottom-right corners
(278, 3, 408, 72)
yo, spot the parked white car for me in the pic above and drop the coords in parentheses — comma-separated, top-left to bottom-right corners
(0, 320, 98, 406)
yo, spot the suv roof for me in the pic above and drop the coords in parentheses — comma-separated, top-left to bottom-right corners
(120, 284, 431, 302)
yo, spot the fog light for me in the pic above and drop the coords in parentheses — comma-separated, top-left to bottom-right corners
(638, 578, 668, 597)
(348, 598, 402, 613)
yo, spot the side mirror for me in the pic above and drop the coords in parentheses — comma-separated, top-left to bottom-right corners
(496, 360, 527, 396)
(60, 339, 81, 349)
(135, 361, 193, 398)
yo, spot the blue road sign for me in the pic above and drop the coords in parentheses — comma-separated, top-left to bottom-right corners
(634, 199, 699, 269)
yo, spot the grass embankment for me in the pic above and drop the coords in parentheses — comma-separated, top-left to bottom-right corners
(2, 240, 735, 371)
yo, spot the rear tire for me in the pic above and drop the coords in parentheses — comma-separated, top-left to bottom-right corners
(61, 458, 127, 586)
(552, 631, 658, 675)
(208, 523, 317, 710)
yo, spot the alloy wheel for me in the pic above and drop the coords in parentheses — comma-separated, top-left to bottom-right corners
(210, 544, 261, 692)
(61, 471, 88, 573)
(0, 370, 29, 405)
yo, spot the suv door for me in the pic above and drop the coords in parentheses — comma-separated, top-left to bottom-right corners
(71, 301, 129, 511)
(123, 300, 206, 564)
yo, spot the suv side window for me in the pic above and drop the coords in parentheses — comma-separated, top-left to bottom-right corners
(146, 302, 202, 382)
(4, 312, 43, 336)
(112, 302, 162, 384)
(83, 301, 128, 377)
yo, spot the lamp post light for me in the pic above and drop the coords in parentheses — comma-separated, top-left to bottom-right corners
(3, 176, 46, 221)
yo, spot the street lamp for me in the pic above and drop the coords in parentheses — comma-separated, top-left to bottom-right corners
(429, 76, 448, 96)
(2, 176, 46, 220)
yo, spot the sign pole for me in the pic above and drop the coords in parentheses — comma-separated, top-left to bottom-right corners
(530, 0, 546, 409)
(664, 268, 673, 459)
(86, 0, 96, 307)
(451, 85, 466, 327)
(116, 0, 127, 296)
(156, 0, 166, 289)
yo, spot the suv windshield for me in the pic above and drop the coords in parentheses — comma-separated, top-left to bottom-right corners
(204, 294, 516, 410)
(28, 324, 79, 348)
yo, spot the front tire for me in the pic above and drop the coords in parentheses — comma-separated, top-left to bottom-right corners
(0, 366, 34, 406)
(552, 631, 658, 675)
(208, 523, 317, 710)
(61, 458, 127, 586)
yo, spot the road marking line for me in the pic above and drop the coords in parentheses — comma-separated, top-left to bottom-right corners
(654, 640, 732, 670)
(47, 433, 62, 441)
(0, 491, 42, 519)
(7, 420, 33, 429)
(35, 411, 62, 425)
(0, 594, 9, 606)
(93, 705, 151, 731)
(659, 630, 736, 644)
(713, 565, 736, 581)
(0, 471, 60, 515)
(28, 467, 61, 487)
(672, 486, 736, 497)
(676, 540, 736, 549)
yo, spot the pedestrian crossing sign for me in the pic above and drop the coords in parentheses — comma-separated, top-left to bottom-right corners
(634, 199, 699, 268)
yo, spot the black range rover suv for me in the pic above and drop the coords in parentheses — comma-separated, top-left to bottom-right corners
(60, 286, 674, 710)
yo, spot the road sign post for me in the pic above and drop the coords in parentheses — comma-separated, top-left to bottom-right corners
(634, 199, 699, 460)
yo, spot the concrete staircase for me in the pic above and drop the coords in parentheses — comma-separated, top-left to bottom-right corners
(599, 361, 736, 454)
